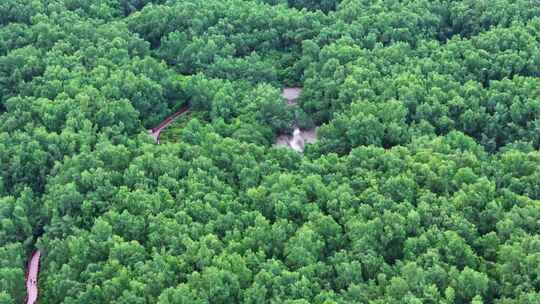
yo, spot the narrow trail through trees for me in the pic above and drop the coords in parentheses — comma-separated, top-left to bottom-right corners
(25, 251, 40, 304)
(147, 87, 313, 146)
(148, 106, 190, 143)
(23, 89, 312, 303)
(22, 107, 192, 303)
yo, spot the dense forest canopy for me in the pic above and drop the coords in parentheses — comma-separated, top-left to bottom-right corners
(1, 0, 540, 303)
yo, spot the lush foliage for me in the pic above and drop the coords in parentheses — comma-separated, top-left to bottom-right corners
(1, 1, 539, 303)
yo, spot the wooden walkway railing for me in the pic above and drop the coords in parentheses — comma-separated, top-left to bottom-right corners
(25, 251, 40, 304)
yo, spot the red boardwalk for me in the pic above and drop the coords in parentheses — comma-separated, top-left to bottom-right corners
(149, 106, 190, 144)
(26, 251, 40, 304)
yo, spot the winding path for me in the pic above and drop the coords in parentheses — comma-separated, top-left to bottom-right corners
(148, 88, 302, 144)
(21, 108, 190, 303)
(25, 251, 40, 304)
(23, 89, 305, 303)
(148, 106, 190, 144)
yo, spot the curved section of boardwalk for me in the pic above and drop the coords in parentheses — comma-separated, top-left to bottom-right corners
(149, 106, 190, 144)
(25, 93, 300, 302)
(26, 251, 40, 304)
(150, 88, 301, 144)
